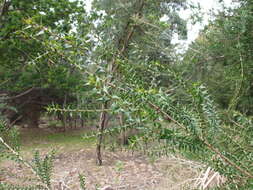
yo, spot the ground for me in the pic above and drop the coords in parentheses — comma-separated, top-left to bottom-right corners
(0, 128, 206, 190)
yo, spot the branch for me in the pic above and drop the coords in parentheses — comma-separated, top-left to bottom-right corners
(203, 140, 253, 179)
(0, 87, 36, 100)
(48, 107, 112, 113)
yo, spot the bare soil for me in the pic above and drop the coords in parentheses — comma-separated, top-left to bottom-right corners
(0, 128, 203, 190)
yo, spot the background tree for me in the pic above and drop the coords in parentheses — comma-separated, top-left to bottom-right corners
(183, 0, 253, 114)
(0, 0, 87, 127)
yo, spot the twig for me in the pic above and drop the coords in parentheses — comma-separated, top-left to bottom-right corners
(203, 171, 219, 189)
(201, 167, 211, 188)
(48, 107, 112, 113)
(8, 115, 22, 128)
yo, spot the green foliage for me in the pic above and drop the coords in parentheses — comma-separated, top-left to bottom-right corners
(79, 174, 87, 190)
(32, 150, 55, 188)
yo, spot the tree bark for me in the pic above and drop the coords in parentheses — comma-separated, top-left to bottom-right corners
(119, 113, 127, 145)
(62, 95, 67, 132)
(96, 102, 108, 165)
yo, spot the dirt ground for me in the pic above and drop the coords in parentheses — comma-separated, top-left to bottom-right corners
(0, 128, 204, 190)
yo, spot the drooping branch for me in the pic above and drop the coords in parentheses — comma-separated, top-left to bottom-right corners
(107, 82, 253, 179)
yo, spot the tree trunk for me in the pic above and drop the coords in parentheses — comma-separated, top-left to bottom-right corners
(119, 113, 127, 145)
(81, 118, 85, 128)
(96, 102, 108, 165)
(62, 95, 67, 132)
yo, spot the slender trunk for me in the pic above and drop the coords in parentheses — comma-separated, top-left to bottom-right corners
(81, 118, 85, 128)
(62, 95, 67, 132)
(96, 102, 108, 165)
(75, 116, 77, 129)
(119, 113, 127, 146)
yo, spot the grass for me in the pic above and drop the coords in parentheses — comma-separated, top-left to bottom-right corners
(19, 128, 96, 153)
